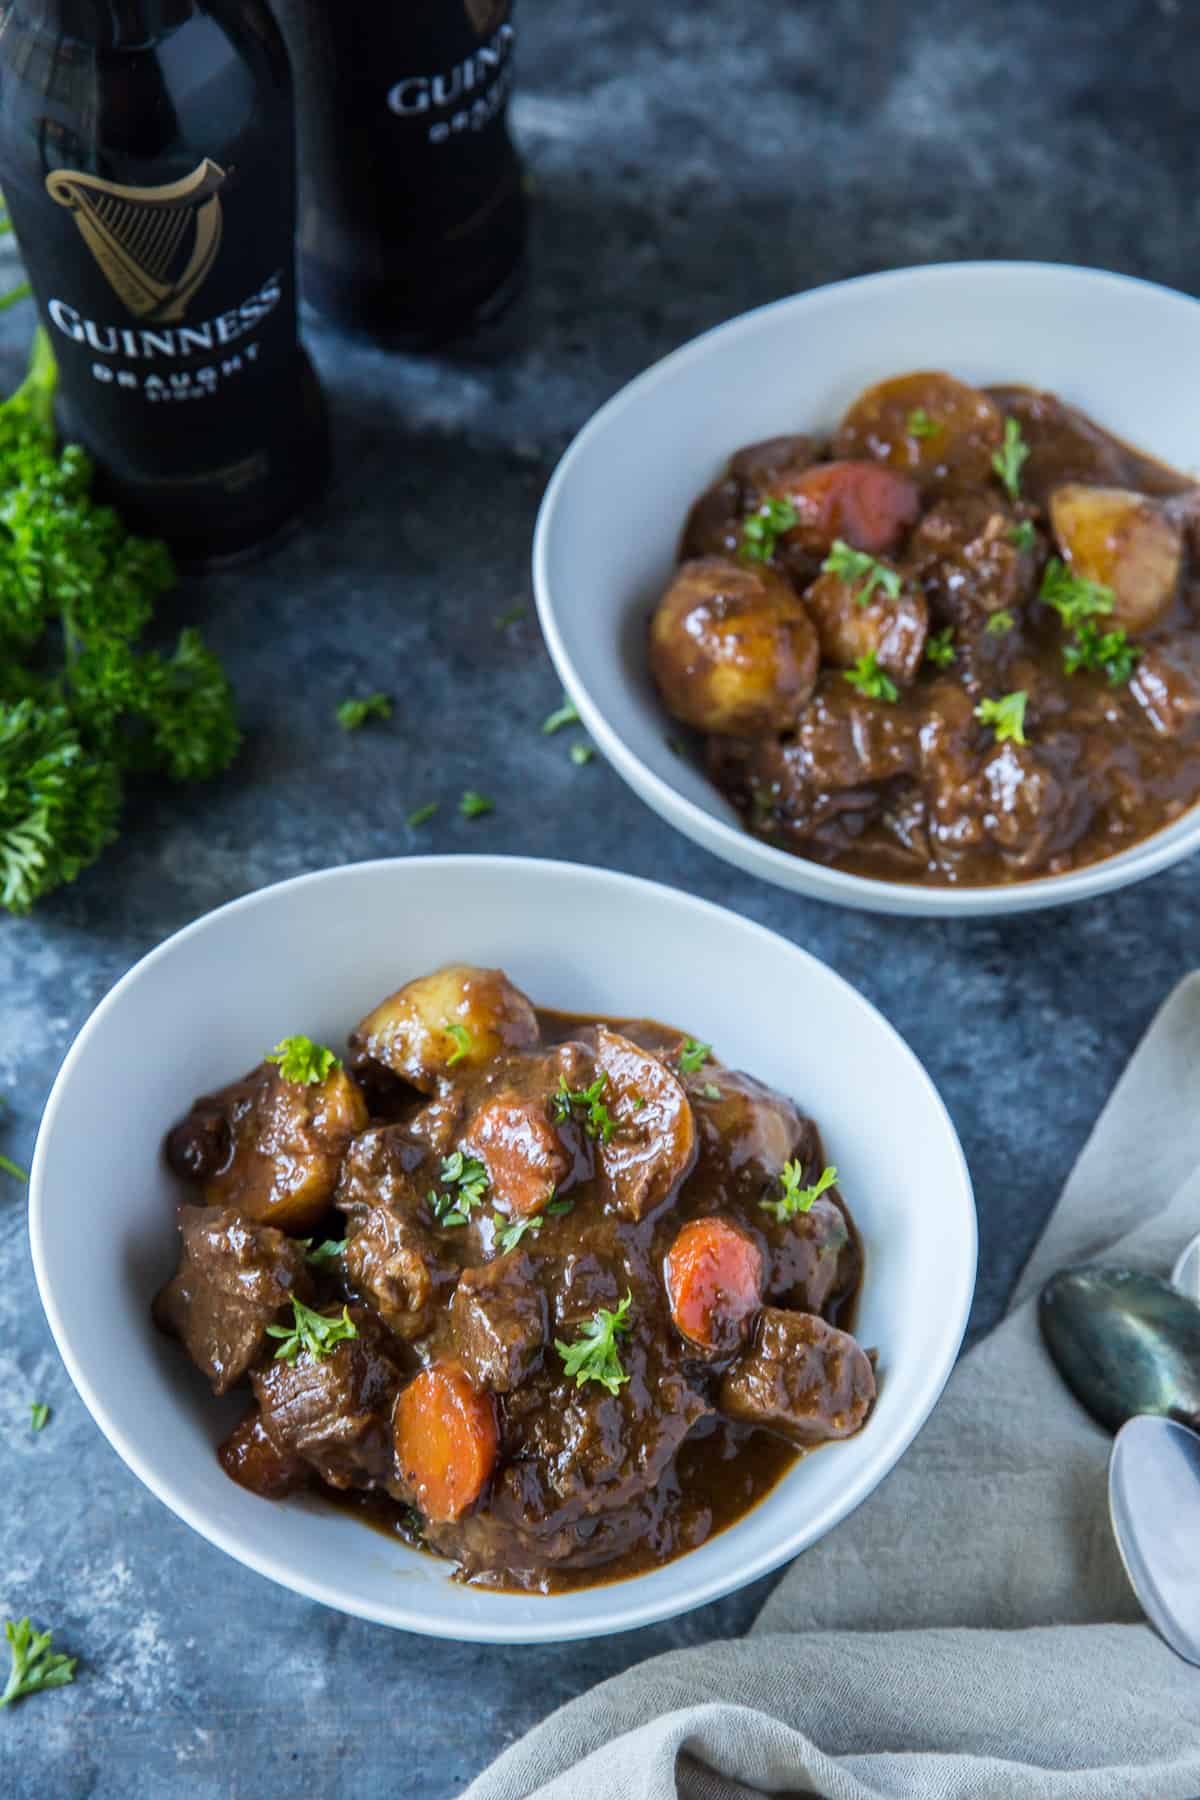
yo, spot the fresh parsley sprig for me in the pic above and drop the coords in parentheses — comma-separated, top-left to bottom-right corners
(493, 1211, 543, 1253)
(739, 497, 798, 564)
(760, 1161, 838, 1224)
(266, 1297, 358, 1366)
(302, 1238, 346, 1269)
(678, 1038, 711, 1075)
(991, 417, 1029, 502)
(1038, 559, 1139, 686)
(821, 539, 902, 606)
(444, 1021, 472, 1066)
(29, 1402, 49, 1432)
(1038, 558, 1114, 630)
(843, 651, 899, 703)
(906, 408, 940, 439)
(336, 692, 391, 732)
(925, 627, 956, 668)
(551, 1072, 615, 1143)
(556, 1291, 634, 1396)
(975, 690, 1028, 745)
(459, 790, 493, 819)
(429, 1151, 489, 1227)
(541, 695, 580, 735)
(265, 1035, 341, 1086)
(986, 610, 1015, 637)
(0, 1618, 76, 1709)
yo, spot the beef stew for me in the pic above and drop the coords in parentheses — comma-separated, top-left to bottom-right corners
(650, 371, 1200, 886)
(153, 964, 872, 1593)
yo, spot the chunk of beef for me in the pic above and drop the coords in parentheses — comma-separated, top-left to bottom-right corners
(907, 494, 1036, 650)
(762, 1197, 855, 1316)
(450, 1253, 548, 1392)
(463, 1091, 571, 1218)
(177, 1061, 368, 1234)
(252, 1315, 401, 1491)
(153, 1205, 310, 1396)
(218, 1408, 310, 1498)
(691, 1068, 810, 1204)
(680, 475, 743, 560)
(343, 1203, 451, 1341)
(719, 1308, 875, 1445)
(334, 1124, 429, 1234)
(586, 1026, 697, 1220)
(1130, 637, 1200, 739)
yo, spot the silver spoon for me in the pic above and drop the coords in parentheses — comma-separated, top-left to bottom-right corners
(1038, 1267, 1200, 1434)
(1109, 1415, 1200, 1666)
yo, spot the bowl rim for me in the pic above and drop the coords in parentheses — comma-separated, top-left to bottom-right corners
(532, 259, 1200, 917)
(28, 854, 976, 1641)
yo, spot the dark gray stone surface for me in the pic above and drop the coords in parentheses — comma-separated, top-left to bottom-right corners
(2, 0, 1199, 1792)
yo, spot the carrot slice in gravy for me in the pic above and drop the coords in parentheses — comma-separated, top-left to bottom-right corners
(665, 1217, 764, 1355)
(392, 1361, 498, 1522)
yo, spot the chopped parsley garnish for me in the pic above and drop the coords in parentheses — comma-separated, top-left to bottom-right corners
(678, 1037, 711, 1074)
(760, 1161, 838, 1224)
(0, 1151, 27, 1184)
(924, 627, 956, 668)
(444, 1021, 472, 1066)
(555, 1291, 633, 1396)
(265, 1035, 340, 1086)
(546, 1195, 575, 1217)
(541, 696, 580, 735)
(991, 417, 1029, 502)
(303, 1238, 346, 1269)
(821, 538, 902, 606)
(1009, 519, 1037, 552)
(29, 1402, 49, 1432)
(459, 789, 494, 819)
(493, 601, 527, 629)
(739, 497, 798, 564)
(698, 1082, 722, 1101)
(569, 742, 594, 766)
(985, 610, 1015, 636)
(1064, 620, 1141, 686)
(1038, 558, 1115, 630)
(1038, 560, 1138, 686)
(975, 690, 1028, 745)
(906, 408, 940, 438)
(266, 1297, 358, 1366)
(0, 1618, 76, 1709)
(494, 1211, 543, 1253)
(336, 692, 391, 732)
(429, 1151, 490, 1227)
(551, 1072, 616, 1142)
(407, 800, 439, 827)
(843, 651, 899, 703)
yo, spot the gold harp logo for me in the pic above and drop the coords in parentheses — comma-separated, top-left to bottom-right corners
(45, 158, 227, 323)
(463, 0, 506, 34)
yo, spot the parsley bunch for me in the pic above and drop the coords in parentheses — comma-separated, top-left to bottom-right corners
(0, 330, 240, 913)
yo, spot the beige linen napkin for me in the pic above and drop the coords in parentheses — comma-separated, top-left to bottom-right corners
(464, 975, 1200, 1799)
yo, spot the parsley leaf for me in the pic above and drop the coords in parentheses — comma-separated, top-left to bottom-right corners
(555, 1291, 634, 1396)
(266, 1297, 357, 1366)
(444, 1021, 472, 1066)
(29, 1402, 49, 1432)
(0, 1618, 76, 1708)
(336, 692, 391, 732)
(407, 801, 439, 827)
(698, 1082, 722, 1100)
(986, 610, 1015, 636)
(494, 1211, 543, 1253)
(545, 1194, 575, 1217)
(843, 651, 899, 703)
(429, 1151, 489, 1227)
(303, 1238, 346, 1269)
(739, 497, 798, 564)
(1009, 520, 1037, 552)
(541, 696, 580, 735)
(906, 408, 940, 438)
(265, 1035, 341, 1086)
(925, 627, 956, 668)
(551, 1072, 615, 1142)
(678, 1037, 711, 1074)
(1038, 558, 1115, 630)
(820, 538, 902, 606)
(569, 742, 594, 766)
(975, 690, 1028, 745)
(760, 1161, 838, 1223)
(1063, 620, 1140, 686)
(0, 1150, 28, 1184)
(459, 789, 493, 819)
(991, 417, 1029, 502)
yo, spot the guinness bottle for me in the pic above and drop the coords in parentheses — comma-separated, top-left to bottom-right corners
(273, 0, 526, 345)
(0, 0, 329, 562)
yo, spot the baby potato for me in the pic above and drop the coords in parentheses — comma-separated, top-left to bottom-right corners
(833, 371, 1004, 490)
(764, 459, 920, 557)
(804, 568, 929, 686)
(1049, 483, 1182, 636)
(202, 1062, 369, 1233)
(649, 557, 819, 736)
(349, 965, 539, 1091)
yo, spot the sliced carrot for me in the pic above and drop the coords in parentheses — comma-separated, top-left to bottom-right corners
(392, 1361, 498, 1523)
(769, 459, 920, 556)
(665, 1217, 763, 1355)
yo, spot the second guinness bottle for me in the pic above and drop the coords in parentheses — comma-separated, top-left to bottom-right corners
(0, 0, 329, 562)
(273, 0, 526, 345)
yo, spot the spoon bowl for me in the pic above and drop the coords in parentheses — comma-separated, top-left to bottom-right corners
(1039, 1267, 1200, 1435)
(1109, 1416, 1200, 1667)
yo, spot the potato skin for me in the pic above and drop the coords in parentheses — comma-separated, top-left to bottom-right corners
(834, 370, 1004, 490)
(804, 568, 929, 685)
(349, 965, 539, 1092)
(199, 1063, 369, 1233)
(649, 557, 819, 736)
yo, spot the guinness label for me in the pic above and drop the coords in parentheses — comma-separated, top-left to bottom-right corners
(45, 158, 228, 323)
(464, 0, 507, 31)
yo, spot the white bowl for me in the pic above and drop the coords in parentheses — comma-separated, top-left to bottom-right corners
(30, 856, 975, 1642)
(534, 262, 1200, 917)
